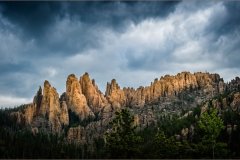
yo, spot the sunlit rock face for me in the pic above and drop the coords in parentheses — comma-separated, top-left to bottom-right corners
(23, 104, 36, 125)
(105, 79, 126, 109)
(79, 72, 108, 113)
(60, 100, 69, 126)
(105, 72, 224, 108)
(11, 81, 68, 133)
(37, 80, 63, 132)
(11, 71, 240, 142)
(66, 74, 95, 120)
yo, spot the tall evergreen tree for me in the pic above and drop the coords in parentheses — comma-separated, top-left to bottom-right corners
(105, 109, 142, 158)
(198, 108, 225, 158)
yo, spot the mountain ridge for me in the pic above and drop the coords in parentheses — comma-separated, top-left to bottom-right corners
(9, 71, 240, 144)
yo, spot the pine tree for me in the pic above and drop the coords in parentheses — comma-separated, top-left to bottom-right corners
(105, 109, 142, 158)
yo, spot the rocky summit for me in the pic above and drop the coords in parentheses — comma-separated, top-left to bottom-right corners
(10, 71, 240, 144)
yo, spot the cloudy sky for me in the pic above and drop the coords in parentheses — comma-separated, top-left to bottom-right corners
(0, 1, 240, 108)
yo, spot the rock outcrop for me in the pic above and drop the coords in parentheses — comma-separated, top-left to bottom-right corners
(23, 104, 36, 125)
(231, 92, 240, 112)
(11, 81, 69, 133)
(110, 72, 224, 108)
(60, 100, 69, 126)
(67, 126, 86, 144)
(66, 74, 94, 120)
(105, 79, 126, 109)
(33, 86, 43, 114)
(39, 81, 62, 132)
(228, 77, 240, 92)
(79, 72, 108, 113)
(10, 71, 240, 144)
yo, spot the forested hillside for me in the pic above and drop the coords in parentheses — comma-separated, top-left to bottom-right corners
(1, 72, 240, 158)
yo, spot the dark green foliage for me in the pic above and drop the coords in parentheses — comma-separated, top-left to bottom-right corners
(222, 109, 240, 125)
(193, 105, 201, 117)
(196, 108, 227, 158)
(153, 130, 179, 158)
(0, 109, 86, 159)
(68, 109, 96, 127)
(105, 109, 143, 158)
(221, 109, 240, 157)
(198, 109, 224, 142)
(157, 112, 196, 136)
(0, 126, 87, 158)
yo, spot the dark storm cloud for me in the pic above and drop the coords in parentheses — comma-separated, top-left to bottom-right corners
(63, 1, 179, 28)
(0, 1, 179, 37)
(0, 1, 180, 57)
(0, 2, 62, 38)
(222, 2, 240, 32)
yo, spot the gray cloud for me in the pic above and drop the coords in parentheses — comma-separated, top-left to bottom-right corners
(0, 2, 62, 38)
(0, 1, 179, 38)
(206, 1, 240, 37)
(0, 1, 240, 108)
(0, 1, 179, 59)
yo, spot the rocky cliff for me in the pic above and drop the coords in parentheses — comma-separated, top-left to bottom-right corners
(11, 80, 69, 133)
(103, 71, 224, 110)
(10, 71, 240, 142)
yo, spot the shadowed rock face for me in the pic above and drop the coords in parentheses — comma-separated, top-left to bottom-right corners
(60, 100, 69, 126)
(67, 126, 86, 144)
(33, 86, 42, 114)
(12, 71, 240, 139)
(231, 92, 240, 112)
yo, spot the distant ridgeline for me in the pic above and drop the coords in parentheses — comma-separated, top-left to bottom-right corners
(1, 71, 240, 158)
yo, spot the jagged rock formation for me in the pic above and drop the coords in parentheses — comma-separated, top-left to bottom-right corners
(9, 71, 240, 143)
(79, 72, 108, 113)
(207, 91, 240, 113)
(66, 74, 94, 120)
(105, 79, 126, 109)
(123, 72, 224, 108)
(40, 81, 61, 130)
(11, 80, 69, 133)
